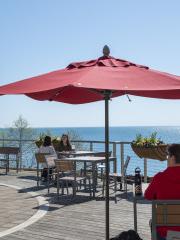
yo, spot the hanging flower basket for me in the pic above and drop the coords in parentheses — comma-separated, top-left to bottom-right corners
(35, 137, 60, 151)
(131, 144, 167, 161)
(52, 139, 60, 151)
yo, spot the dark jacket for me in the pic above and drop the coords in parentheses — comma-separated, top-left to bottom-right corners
(58, 142, 72, 152)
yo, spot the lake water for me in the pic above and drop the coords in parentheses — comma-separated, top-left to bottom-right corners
(34, 126, 180, 176)
(36, 126, 180, 143)
(1, 126, 180, 176)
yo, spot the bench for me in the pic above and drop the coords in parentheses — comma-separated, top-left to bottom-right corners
(0, 147, 20, 174)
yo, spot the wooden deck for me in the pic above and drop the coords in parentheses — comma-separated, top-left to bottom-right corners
(0, 170, 151, 240)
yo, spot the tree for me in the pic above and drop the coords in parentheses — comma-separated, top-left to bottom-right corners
(8, 115, 34, 140)
(2, 115, 37, 169)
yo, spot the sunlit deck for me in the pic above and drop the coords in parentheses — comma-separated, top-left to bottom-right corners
(0, 170, 151, 240)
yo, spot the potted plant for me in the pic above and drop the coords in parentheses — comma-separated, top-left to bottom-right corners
(35, 134, 61, 151)
(131, 132, 167, 161)
(52, 137, 60, 151)
(35, 133, 45, 148)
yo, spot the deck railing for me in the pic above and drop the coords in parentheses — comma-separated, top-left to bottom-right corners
(0, 138, 167, 181)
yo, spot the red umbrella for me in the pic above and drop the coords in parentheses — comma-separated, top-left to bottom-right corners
(1, 47, 180, 101)
(1, 46, 180, 240)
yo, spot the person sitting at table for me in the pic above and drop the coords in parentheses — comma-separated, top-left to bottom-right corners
(58, 134, 72, 152)
(110, 230, 143, 240)
(144, 143, 180, 240)
(39, 135, 57, 180)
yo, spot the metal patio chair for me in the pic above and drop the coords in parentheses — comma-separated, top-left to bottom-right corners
(81, 151, 112, 178)
(55, 159, 92, 197)
(102, 155, 132, 203)
(151, 200, 180, 240)
(96, 151, 112, 179)
(35, 153, 56, 193)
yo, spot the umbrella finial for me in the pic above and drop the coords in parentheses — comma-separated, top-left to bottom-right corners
(103, 45, 110, 56)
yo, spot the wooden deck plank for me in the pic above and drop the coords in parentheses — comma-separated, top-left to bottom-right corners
(0, 171, 151, 239)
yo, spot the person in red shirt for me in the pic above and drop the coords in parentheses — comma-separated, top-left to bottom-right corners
(145, 144, 180, 239)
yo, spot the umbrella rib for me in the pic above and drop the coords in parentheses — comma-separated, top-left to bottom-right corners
(48, 86, 70, 101)
(84, 88, 115, 98)
(48, 85, 116, 101)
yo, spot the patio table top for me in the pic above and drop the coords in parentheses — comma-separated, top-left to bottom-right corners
(58, 156, 116, 162)
(57, 150, 106, 157)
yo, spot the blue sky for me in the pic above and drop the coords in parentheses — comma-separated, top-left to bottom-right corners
(0, 0, 180, 127)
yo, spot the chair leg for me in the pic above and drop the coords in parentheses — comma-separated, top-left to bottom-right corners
(66, 181, 69, 195)
(37, 164, 39, 188)
(123, 177, 126, 192)
(125, 179, 128, 198)
(5, 157, 8, 175)
(114, 177, 117, 204)
(119, 182, 123, 191)
(101, 168, 103, 180)
(6, 162, 8, 175)
(72, 181, 76, 196)
(102, 177, 105, 197)
(7, 157, 10, 173)
(57, 173, 60, 198)
(95, 169, 98, 186)
(89, 178, 92, 197)
(16, 159, 19, 173)
(62, 181, 64, 195)
(47, 168, 50, 194)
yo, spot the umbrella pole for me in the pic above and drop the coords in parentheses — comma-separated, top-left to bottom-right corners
(104, 90, 112, 240)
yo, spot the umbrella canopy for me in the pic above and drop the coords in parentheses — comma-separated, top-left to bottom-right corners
(0, 47, 180, 102)
(1, 46, 180, 240)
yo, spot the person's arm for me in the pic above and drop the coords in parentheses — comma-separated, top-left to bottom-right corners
(144, 173, 161, 200)
(58, 143, 63, 152)
(68, 144, 72, 151)
(38, 146, 42, 153)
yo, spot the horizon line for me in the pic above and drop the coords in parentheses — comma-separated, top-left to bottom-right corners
(1, 125, 180, 128)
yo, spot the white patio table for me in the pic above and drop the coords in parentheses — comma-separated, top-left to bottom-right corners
(57, 150, 107, 158)
(57, 156, 116, 198)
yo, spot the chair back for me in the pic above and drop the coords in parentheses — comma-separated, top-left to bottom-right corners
(55, 160, 73, 173)
(123, 156, 131, 175)
(45, 155, 56, 168)
(152, 200, 180, 240)
(35, 153, 47, 164)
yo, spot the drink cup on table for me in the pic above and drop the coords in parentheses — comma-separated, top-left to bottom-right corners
(72, 144, 75, 152)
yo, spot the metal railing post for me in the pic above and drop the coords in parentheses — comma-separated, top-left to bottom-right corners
(113, 142, 117, 172)
(121, 143, 124, 176)
(144, 158, 147, 183)
(90, 142, 93, 151)
(19, 139, 23, 171)
(2, 135, 5, 147)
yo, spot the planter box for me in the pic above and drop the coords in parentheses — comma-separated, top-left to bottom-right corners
(131, 144, 167, 161)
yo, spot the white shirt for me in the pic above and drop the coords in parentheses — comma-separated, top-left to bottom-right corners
(38, 145, 57, 167)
